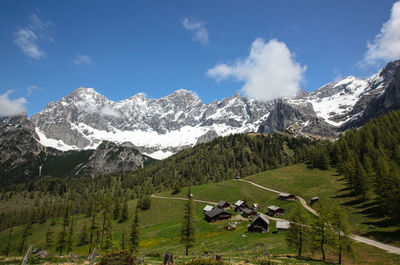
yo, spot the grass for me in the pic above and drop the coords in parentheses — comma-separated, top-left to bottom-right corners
(1, 163, 400, 264)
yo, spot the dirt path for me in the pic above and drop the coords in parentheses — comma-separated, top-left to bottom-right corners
(236, 179, 400, 255)
(150, 194, 218, 205)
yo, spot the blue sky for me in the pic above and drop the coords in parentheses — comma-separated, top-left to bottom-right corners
(1, 0, 400, 116)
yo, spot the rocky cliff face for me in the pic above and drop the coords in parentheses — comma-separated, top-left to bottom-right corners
(0, 114, 45, 184)
(0, 115, 153, 184)
(77, 141, 153, 177)
(30, 60, 400, 159)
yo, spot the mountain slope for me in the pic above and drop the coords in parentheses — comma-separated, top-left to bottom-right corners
(30, 60, 400, 158)
(0, 115, 153, 184)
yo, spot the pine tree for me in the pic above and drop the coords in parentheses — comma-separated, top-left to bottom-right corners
(129, 204, 140, 254)
(77, 224, 89, 246)
(3, 225, 13, 256)
(121, 228, 127, 250)
(331, 204, 354, 264)
(313, 202, 335, 262)
(88, 205, 98, 254)
(57, 203, 69, 255)
(119, 199, 129, 223)
(286, 204, 311, 258)
(181, 183, 195, 255)
(66, 219, 74, 254)
(113, 199, 120, 220)
(18, 222, 31, 255)
(45, 227, 55, 249)
(100, 196, 112, 255)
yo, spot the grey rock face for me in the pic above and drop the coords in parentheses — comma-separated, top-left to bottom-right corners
(77, 141, 152, 177)
(30, 60, 400, 157)
(197, 130, 219, 144)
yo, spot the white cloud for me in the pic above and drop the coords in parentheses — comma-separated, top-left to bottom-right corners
(0, 91, 27, 116)
(13, 13, 53, 60)
(182, 17, 209, 45)
(363, 1, 400, 65)
(13, 28, 45, 60)
(207, 38, 306, 101)
(100, 105, 120, 118)
(74, 54, 92, 65)
(26, 85, 44, 96)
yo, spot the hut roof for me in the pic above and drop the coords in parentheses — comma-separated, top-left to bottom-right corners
(205, 208, 229, 219)
(203, 205, 213, 212)
(235, 200, 245, 207)
(242, 208, 254, 214)
(268, 205, 281, 211)
(279, 192, 291, 197)
(276, 220, 290, 229)
(250, 214, 270, 226)
(217, 200, 228, 207)
(311, 196, 319, 200)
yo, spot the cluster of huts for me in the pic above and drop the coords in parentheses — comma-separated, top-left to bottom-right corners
(202, 192, 299, 233)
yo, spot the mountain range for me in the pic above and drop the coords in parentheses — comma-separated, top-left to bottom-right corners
(1, 60, 400, 182)
(29, 60, 400, 159)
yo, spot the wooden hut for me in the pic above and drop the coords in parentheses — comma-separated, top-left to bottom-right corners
(278, 193, 296, 201)
(267, 205, 284, 217)
(217, 200, 230, 209)
(310, 196, 319, 205)
(276, 220, 290, 231)
(248, 214, 270, 232)
(234, 200, 248, 212)
(241, 207, 256, 218)
(203, 205, 214, 212)
(204, 208, 232, 222)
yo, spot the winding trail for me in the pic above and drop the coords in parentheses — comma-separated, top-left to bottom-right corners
(151, 194, 217, 205)
(151, 180, 400, 255)
(236, 179, 400, 255)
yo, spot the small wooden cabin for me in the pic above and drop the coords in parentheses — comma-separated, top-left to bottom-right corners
(204, 208, 232, 222)
(234, 200, 249, 212)
(248, 214, 270, 232)
(267, 205, 284, 217)
(241, 207, 256, 218)
(310, 196, 319, 205)
(278, 193, 296, 201)
(217, 200, 230, 209)
(203, 205, 214, 212)
(276, 220, 290, 231)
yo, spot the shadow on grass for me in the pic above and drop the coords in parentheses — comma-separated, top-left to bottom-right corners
(341, 197, 365, 206)
(362, 229, 400, 244)
(276, 254, 336, 264)
(362, 217, 399, 228)
(332, 192, 354, 199)
(357, 205, 385, 219)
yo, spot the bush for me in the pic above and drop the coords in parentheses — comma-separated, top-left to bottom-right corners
(97, 250, 137, 265)
(184, 257, 225, 265)
(137, 195, 151, 210)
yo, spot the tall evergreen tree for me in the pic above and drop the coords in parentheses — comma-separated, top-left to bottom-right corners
(129, 204, 140, 254)
(313, 202, 335, 262)
(77, 224, 89, 246)
(45, 227, 55, 249)
(181, 183, 195, 255)
(56, 203, 69, 255)
(121, 228, 127, 250)
(113, 199, 120, 220)
(119, 199, 129, 223)
(286, 204, 311, 258)
(331, 204, 354, 264)
(3, 225, 13, 256)
(66, 219, 74, 254)
(18, 222, 32, 255)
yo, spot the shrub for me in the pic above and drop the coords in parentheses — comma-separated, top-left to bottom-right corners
(184, 257, 225, 265)
(97, 250, 137, 265)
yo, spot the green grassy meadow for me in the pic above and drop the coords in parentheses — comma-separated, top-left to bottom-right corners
(1, 163, 400, 264)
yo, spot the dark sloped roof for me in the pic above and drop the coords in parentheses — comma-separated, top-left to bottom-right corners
(217, 200, 228, 207)
(242, 207, 254, 214)
(205, 208, 230, 219)
(250, 214, 270, 226)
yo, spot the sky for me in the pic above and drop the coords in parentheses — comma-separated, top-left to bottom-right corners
(1, 0, 400, 117)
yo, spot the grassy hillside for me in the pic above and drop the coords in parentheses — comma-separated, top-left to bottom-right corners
(1, 164, 400, 264)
